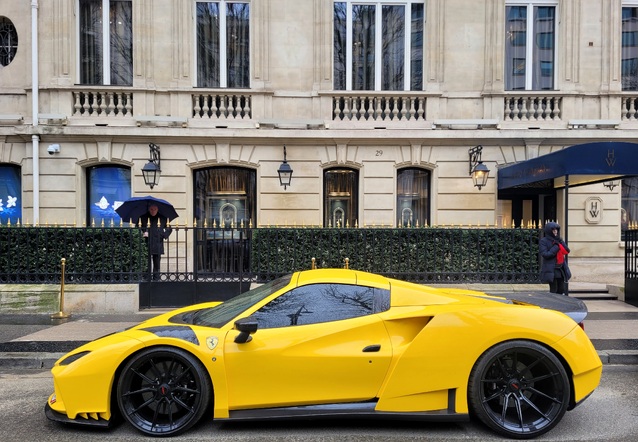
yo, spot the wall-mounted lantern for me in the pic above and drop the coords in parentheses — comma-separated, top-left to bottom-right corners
(142, 143, 161, 189)
(277, 145, 293, 190)
(468, 145, 490, 190)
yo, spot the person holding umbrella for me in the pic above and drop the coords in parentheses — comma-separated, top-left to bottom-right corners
(116, 196, 178, 281)
(140, 204, 172, 280)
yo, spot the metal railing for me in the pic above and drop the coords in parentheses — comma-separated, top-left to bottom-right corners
(625, 227, 638, 306)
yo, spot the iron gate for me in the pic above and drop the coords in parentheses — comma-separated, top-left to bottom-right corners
(626, 228, 638, 306)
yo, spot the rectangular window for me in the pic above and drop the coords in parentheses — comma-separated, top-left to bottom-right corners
(622, 6, 638, 90)
(334, 1, 424, 91)
(197, 1, 250, 88)
(78, 0, 133, 85)
(505, 1, 556, 91)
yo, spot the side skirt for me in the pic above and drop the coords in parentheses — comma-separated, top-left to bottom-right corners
(227, 401, 468, 423)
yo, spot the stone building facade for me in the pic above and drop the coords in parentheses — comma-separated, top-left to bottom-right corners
(1, 0, 637, 259)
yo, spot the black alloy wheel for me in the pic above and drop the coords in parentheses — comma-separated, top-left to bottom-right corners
(116, 347, 212, 436)
(468, 340, 570, 439)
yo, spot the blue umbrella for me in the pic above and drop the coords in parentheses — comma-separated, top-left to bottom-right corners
(115, 196, 179, 224)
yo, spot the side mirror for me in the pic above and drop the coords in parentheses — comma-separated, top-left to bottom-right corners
(234, 317, 258, 344)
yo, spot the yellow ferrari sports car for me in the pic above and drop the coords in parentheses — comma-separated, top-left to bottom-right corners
(46, 269, 602, 439)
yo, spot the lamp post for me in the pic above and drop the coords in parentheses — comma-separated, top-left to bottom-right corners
(142, 143, 161, 189)
(277, 145, 293, 190)
(468, 145, 490, 190)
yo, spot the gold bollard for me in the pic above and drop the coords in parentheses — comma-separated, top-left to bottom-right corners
(344, 258, 349, 269)
(311, 257, 316, 270)
(51, 258, 71, 320)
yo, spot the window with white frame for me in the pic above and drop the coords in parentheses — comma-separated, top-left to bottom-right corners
(505, 1, 557, 91)
(334, 0, 424, 91)
(196, 1, 250, 88)
(78, 0, 132, 85)
(622, 2, 638, 90)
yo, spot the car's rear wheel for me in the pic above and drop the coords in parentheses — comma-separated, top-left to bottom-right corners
(116, 346, 212, 436)
(468, 340, 570, 439)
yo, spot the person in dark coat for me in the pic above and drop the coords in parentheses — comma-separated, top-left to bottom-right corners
(140, 204, 172, 280)
(539, 221, 571, 294)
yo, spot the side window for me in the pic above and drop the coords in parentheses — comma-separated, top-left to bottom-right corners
(252, 284, 390, 329)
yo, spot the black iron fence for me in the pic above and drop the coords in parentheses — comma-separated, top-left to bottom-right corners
(625, 227, 638, 306)
(0, 225, 542, 284)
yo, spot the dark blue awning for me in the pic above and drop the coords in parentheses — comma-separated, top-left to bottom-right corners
(498, 141, 638, 190)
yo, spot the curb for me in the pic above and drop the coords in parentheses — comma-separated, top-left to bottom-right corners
(0, 352, 64, 370)
(597, 350, 638, 365)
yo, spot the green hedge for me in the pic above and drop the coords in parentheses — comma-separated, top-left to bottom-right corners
(250, 227, 541, 282)
(0, 227, 148, 277)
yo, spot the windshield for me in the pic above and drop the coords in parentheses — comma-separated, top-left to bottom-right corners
(192, 274, 293, 328)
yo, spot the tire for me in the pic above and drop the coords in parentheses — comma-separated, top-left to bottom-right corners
(468, 340, 570, 439)
(116, 346, 212, 437)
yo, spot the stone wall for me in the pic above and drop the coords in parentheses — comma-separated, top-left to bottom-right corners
(0, 284, 139, 314)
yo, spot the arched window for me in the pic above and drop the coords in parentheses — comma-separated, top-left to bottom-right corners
(397, 168, 430, 227)
(87, 165, 131, 225)
(0, 164, 21, 224)
(194, 167, 256, 227)
(324, 168, 359, 227)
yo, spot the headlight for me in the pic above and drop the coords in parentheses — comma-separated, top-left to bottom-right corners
(58, 351, 91, 366)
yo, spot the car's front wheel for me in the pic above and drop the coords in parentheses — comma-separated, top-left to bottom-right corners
(116, 346, 212, 436)
(468, 340, 570, 439)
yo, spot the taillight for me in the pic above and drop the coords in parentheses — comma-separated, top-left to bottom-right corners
(578, 322, 585, 330)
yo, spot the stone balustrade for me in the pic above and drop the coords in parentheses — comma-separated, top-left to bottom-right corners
(332, 94, 426, 121)
(36, 88, 638, 129)
(503, 95, 562, 121)
(73, 90, 133, 117)
(192, 93, 252, 119)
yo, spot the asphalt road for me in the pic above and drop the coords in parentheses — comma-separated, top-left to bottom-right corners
(1, 365, 636, 442)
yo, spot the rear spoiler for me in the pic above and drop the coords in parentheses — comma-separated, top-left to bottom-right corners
(484, 291, 588, 324)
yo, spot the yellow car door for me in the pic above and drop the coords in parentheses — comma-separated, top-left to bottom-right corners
(223, 283, 393, 409)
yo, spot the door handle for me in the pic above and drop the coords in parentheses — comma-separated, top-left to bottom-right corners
(362, 344, 381, 353)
